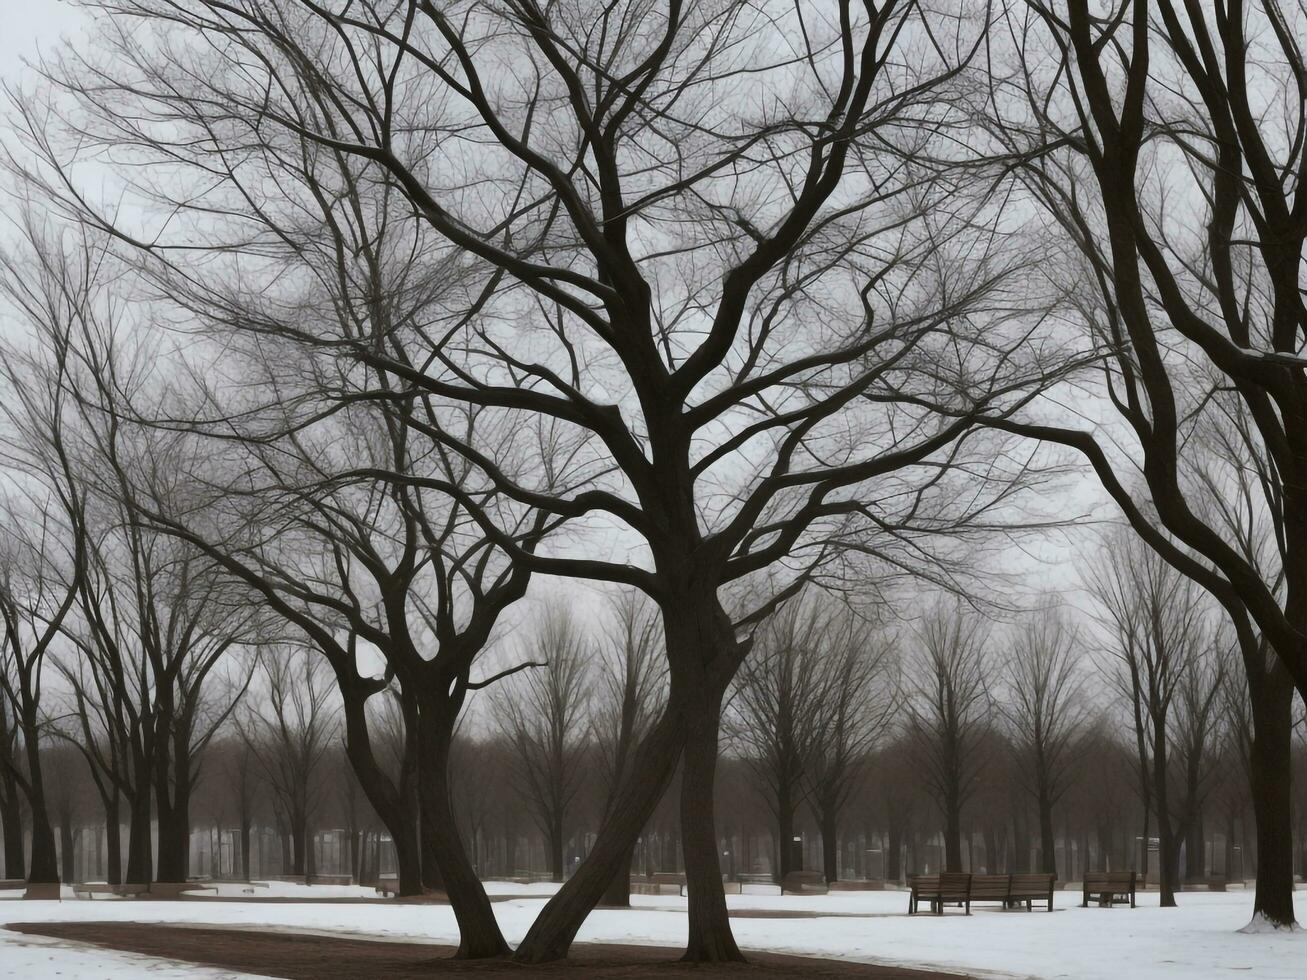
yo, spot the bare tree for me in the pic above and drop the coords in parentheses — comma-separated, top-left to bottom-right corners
(984, 0, 1307, 927)
(803, 609, 894, 883)
(589, 590, 665, 905)
(1089, 532, 1212, 906)
(21, 0, 1073, 959)
(905, 606, 992, 873)
(1002, 602, 1088, 877)
(494, 608, 589, 884)
(729, 598, 827, 884)
(239, 645, 338, 878)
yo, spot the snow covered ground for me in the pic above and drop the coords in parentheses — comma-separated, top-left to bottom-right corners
(1, 883, 1304, 979)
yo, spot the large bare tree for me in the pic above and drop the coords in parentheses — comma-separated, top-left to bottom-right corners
(21, 0, 1071, 959)
(984, 0, 1307, 927)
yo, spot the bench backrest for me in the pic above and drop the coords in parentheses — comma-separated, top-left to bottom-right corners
(1010, 873, 1055, 894)
(969, 874, 1011, 899)
(649, 872, 687, 884)
(1083, 871, 1136, 888)
(937, 872, 972, 895)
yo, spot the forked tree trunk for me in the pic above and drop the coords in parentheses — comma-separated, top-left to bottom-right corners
(415, 703, 508, 959)
(340, 697, 423, 896)
(1247, 665, 1296, 927)
(513, 712, 683, 964)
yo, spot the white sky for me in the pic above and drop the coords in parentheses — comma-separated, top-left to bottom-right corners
(0, 1, 87, 82)
(0, 0, 1119, 651)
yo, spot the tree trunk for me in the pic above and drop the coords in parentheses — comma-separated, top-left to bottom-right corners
(420, 806, 446, 892)
(1152, 727, 1178, 907)
(548, 817, 565, 884)
(776, 786, 794, 883)
(104, 796, 122, 885)
(124, 785, 152, 885)
(20, 730, 58, 884)
(1038, 791, 1057, 877)
(943, 792, 963, 873)
(1247, 665, 1297, 927)
(820, 807, 838, 883)
(885, 819, 902, 882)
(155, 778, 191, 883)
(415, 703, 508, 959)
(514, 711, 682, 964)
(1, 787, 23, 880)
(599, 842, 636, 907)
(341, 696, 423, 896)
(679, 681, 742, 963)
(240, 818, 251, 881)
(59, 818, 76, 884)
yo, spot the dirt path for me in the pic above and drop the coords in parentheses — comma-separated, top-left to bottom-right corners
(10, 922, 970, 978)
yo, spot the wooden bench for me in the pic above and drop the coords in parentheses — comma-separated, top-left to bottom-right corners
(1082, 871, 1137, 908)
(908, 872, 972, 914)
(647, 872, 688, 896)
(782, 870, 829, 895)
(967, 873, 1013, 909)
(1009, 873, 1056, 911)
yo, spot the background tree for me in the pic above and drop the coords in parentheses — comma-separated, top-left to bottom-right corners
(1089, 532, 1211, 906)
(589, 590, 665, 906)
(494, 609, 588, 884)
(905, 606, 992, 873)
(239, 645, 338, 878)
(1002, 602, 1088, 877)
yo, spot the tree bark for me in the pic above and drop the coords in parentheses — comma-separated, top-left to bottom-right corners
(776, 786, 795, 883)
(124, 785, 152, 885)
(513, 711, 682, 964)
(1152, 726, 1178, 907)
(341, 695, 423, 896)
(820, 808, 838, 883)
(0, 785, 23, 880)
(415, 701, 508, 958)
(59, 819, 75, 884)
(1247, 665, 1296, 927)
(943, 790, 963, 873)
(1038, 790, 1057, 877)
(599, 842, 636, 907)
(104, 795, 121, 885)
(679, 682, 742, 963)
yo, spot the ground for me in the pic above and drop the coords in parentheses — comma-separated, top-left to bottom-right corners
(1, 881, 1303, 979)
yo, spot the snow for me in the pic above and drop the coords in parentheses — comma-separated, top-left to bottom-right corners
(2, 884, 1306, 979)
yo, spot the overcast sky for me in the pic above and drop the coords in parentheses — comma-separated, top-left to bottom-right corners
(1, 1, 87, 82)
